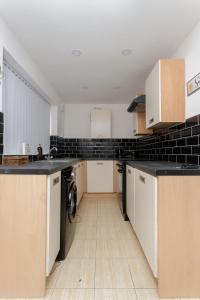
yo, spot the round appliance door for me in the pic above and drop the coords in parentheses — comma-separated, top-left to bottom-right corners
(68, 181, 77, 223)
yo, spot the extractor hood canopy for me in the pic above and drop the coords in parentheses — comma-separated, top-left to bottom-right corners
(127, 94, 145, 113)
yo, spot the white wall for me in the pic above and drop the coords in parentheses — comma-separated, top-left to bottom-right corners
(64, 104, 134, 138)
(173, 21, 200, 119)
(0, 17, 62, 111)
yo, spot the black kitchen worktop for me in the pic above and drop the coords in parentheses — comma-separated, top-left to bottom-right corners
(0, 158, 82, 175)
(127, 160, 200, 176)
(1, 157, 199, 176)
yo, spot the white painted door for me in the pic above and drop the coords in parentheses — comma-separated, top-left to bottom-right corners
(87, 160, 113, 193)
(145, 61, 161, 128)
(91, 108, 111, 138)
(46, 171, 61, 276)
(126, 165, 135, 226)
(134, 169, 157, 277)
(133, 113, 138, 136)
(76, 162, 84, 206)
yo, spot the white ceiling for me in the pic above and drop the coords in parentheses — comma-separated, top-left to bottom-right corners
(1, 0, 200, 104)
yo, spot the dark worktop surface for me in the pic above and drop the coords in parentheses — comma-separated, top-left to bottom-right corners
(0, 157, 199, 176)
(127, 160, 200, 176)
(0, 158, 82, 175)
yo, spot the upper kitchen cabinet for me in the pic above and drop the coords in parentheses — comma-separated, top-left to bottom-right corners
(145, 59, 185, 128)
(50, 105, 64, 137)
(133, 111, 153, 136)
(91, 108, 111, 138)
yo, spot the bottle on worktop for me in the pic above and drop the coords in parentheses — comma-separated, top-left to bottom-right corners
(37, 144, 43, 160)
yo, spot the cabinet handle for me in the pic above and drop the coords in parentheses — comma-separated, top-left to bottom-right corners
(149, 117, 154, 124)
(139, 175, 145, 183)
(133, 129, 136, 134)
(97, 162, 104, 165)
(128, 169, 131, 174)
(53, 176, 60, 185)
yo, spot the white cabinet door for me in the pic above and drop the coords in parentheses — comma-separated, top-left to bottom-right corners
(91, 109, 111, 138)
(46, 171, 61, 276)
(134, 169, 157, 277)
(145, 61, 161, 128)
(87, 160, 113, 193)
(133, 113, 138, 136)
(50, 105, 64, 137)
(126, 165, 135, 226)
(76, 162, 84, 206)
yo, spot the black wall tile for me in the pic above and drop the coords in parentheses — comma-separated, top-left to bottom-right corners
(135, 113, 200, 165)
(50, 137, 137, 159)
(50, 113, 200, 166)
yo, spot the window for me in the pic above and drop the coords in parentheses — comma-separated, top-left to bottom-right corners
(3, 54, 50, 155)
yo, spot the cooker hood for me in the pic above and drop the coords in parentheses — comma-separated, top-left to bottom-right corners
(127, 94, 145, 112)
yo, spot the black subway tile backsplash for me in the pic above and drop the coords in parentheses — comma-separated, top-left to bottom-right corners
(50, 113, 200, 166)
(50, 138, 137, 159)
(135, 113, 200, 165)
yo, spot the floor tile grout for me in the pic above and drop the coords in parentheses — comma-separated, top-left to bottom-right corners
(47, 195, 160, 300)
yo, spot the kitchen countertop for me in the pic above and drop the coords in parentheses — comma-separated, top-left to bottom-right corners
(127, 160, 200, 176)
(1, 157, 200, 176)
(0, 158, 82, 175)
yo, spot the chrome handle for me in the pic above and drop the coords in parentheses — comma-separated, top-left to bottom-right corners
(139, 175, 145, 183)
(97, 162, 104, 165)
(149, 118, 154, 124)
(53, 177, 60, 185)
(128, 169, 131, 174)
(133, 129, 136, 134)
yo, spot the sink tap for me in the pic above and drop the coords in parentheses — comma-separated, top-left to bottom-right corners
(46, 147, 58, 160)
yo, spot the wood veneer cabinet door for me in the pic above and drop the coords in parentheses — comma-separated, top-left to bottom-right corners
(0, 175, 47, 298)
(158, 176, 200, 297)
(133, 112, 153, 136)
(146, 59, 185, 128)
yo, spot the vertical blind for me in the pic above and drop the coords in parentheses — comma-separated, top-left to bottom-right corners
(3, 60, 50, 155)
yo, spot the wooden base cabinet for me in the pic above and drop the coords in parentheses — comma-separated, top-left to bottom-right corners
(126, 165, 135, 226)
(0, 173, 61, 298)
(158, 176, 200, 298)
(126, 167, 200, 297)
(87, 160, 113, 193)
(0, 175, 47, 298)
(134, 169, 157, 277)
(75, 161, 84, 206)
(46, 172, 61, 276)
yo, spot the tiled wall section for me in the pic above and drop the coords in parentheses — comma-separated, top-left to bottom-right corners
(50, 137, 137, 159)
(136, 114, 200, 165)
(0, 112, 3, 163)
(50, 114, 200, 164)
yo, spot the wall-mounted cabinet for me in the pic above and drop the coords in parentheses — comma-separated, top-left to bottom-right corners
(133, 111, 153, 136)
(145, 59, 185, 128)
(50, 105, 64, 137)
(91, 108, 111, 138)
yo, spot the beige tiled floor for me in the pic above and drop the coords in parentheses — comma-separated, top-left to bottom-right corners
(11, 193, 183, 299)
(45, 193, 161, 299)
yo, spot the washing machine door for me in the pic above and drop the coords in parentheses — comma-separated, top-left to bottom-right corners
(68, 181, 77, 223)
